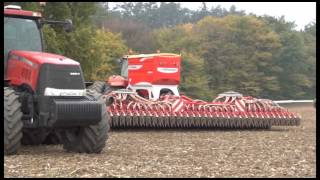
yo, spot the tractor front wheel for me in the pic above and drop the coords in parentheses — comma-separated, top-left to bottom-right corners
(4, 87, 23, 155)
(61, 90, 110, 153)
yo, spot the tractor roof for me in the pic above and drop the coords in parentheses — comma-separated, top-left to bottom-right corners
(4, 6, 42, 18)
(123, 53, 180, 59)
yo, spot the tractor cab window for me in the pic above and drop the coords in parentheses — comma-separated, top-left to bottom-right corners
(4, 17, 42, 62)
(121, 59, 128, 78)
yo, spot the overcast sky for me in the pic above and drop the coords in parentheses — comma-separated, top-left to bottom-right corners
(110, 2, 316, 31)
(179, 2, 316, 30)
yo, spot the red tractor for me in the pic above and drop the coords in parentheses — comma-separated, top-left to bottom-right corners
(89, 53, 301, 129)
(4, 5, 109, 155)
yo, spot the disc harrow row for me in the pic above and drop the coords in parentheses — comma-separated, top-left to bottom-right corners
(103, 90, 301, 129)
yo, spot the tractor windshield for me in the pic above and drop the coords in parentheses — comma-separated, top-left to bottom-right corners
(4, 17, 42, 61)
(121, 59, 128, 78)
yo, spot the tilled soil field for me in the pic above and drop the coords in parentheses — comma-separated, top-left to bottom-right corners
(4, 104, 316, 178)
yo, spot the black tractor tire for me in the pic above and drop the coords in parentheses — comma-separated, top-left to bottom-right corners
(104, 84, 119, 94)
(61, 90, 110, 153)
(4, 87, 23, 155)
(42, 131, 62, 145)
(88, 81, 106, 94)
(21, 128, 48, 145)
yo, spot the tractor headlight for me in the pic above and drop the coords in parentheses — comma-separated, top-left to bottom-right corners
(44, 87, 86, 96)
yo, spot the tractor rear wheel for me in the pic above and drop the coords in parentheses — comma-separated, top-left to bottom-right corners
(104, 84, 119, 94)
(61, 90, 110, 153)
(4, 87, 23, 155)
(21, 128, 48, 145)
(88, 81, 106, 94)
(42, 130, 62, 145)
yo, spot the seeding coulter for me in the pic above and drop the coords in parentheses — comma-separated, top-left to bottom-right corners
(90, 53, 301, 129)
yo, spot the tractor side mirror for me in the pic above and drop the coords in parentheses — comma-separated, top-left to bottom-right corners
(63, 19, 73, 32)
(41, 19, 73, 32)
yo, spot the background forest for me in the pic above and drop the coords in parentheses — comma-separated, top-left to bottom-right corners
(8, 2, 316, 100)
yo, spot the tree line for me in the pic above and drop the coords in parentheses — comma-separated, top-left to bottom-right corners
(10, 2, 316, 100)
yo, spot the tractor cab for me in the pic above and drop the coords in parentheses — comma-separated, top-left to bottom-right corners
(4, 5, 72, 79)
(4, 6, 43, 77)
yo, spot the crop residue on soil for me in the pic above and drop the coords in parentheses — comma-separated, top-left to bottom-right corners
(4, 105, 316, 178)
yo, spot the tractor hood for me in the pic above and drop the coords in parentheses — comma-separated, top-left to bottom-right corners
(9, 50, 80, 66)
